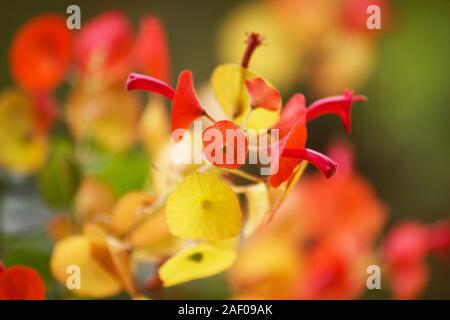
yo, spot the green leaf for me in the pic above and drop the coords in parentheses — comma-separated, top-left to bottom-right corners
(37, 138, 81, 210)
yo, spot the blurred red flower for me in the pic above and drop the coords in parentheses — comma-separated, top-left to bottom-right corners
(0, 265, 46, 300)
(383, 220, 450, 299)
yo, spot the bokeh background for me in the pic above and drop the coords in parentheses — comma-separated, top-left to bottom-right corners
(0, 0, 449, 299)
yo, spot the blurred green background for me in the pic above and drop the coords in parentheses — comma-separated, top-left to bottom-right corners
(0, 0, 449, 299)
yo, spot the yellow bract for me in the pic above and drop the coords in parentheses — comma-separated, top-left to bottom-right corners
(243, 183, 270, 237)
(111, 192, 155, 236)
(0, 88, 47, 174)
(159, 243, 237, 287)
(75, 177, 116, 223)
(229, 235, 301, 299)
(129, 208, 172, 248)
(211, 63, 254, 118)
(211, 64, 279, 129)
(50, 235, 122, 298)
(165, 172, 242, 240)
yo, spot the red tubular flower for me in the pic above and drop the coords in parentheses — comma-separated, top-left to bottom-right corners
(171, 70, 207, 140)
(133, 15, 171, 83)
(0, 265, 46, 300)
(202, 120, 248, 169)
(126, 72, 175, 100)
(382, 221, 430, 299)
(383, 221, 429, 267)
(10, 14, 72, 92)
(126, 70, 207, 141)
(268, 94, 337, 187)
(245, 77, 281, 111)
(297, 237, 369, 300)
(274, 93, 306, 140)
(268, 94, 307, 188)
(74, 11, 133, 77)
(306, 89, 367, 133)
(282, 148, 338, 179)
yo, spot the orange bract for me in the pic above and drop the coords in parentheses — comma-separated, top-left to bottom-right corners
(10, 14, 72, 92)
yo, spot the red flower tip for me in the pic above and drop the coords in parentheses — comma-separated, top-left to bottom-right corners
(245, 77, 281, 111)
(202, 120, 248, 169)
(241, 32, 264, 69)
(126, 72, 175, 100)
(283, 148, 338, 179)
(0, 265, 46, 300)
(171, 70, 205, 141)
(10, 14, 72, 92)
(133, 15, 171, 83)
(306, 89, 367, 134)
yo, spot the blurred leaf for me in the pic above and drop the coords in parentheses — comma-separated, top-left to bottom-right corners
(37, 138, 81, 210)
(80, 140, 150, 196)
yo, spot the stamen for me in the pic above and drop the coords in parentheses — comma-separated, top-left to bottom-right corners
(241, 32, 264, 69)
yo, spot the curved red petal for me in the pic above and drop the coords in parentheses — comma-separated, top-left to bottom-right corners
(202, 120, 248, 169)
(171, 70, 205, 141)
(306, 90, 367, 133)
(0, 266, 46, 300)
(268, 122, 307, 188)
(245, 77, 281, 111)
(126, 72, 175, 100)
(133, 15, 171, 83)
(10, 14, 72, 92)
(273, 93, 306, 139)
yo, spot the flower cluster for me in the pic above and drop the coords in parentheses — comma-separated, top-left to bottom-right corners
(1, 8, 448, 301)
